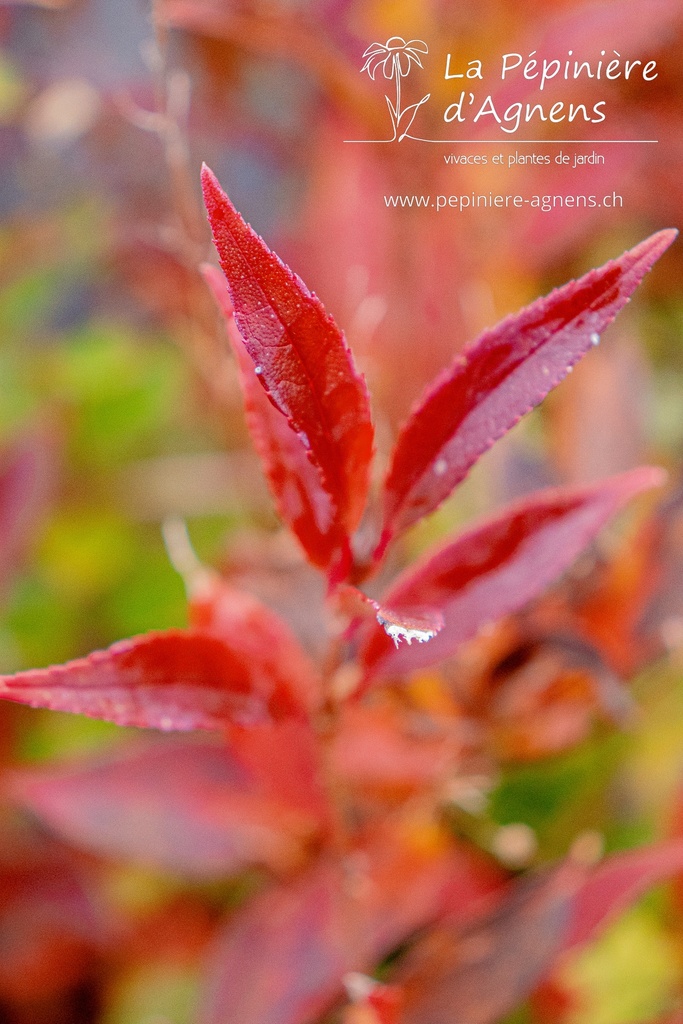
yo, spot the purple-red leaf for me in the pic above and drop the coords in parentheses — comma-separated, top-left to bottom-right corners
(377, 230, 676, 557)
(396, 861, 587, 1024)
(361, 467, 665, 683)
(201, 166, 374, 546)
(0, 629, 309, 730)
(201, 859, 350, 1024)
(200, 821, 503, 1024)
(203, 263, 350, 576)
(10, 725, 328, 878)
(562, 839, 683, 952)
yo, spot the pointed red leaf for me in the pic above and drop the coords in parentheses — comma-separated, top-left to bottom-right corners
(396, 861, 587, 1024)
(0, 629, 309, 730)
(187, 566, 323, 714)
(10, 726, 328, 877)
(201, 166, 374, 545)
(562, 839, 683, 952)
(361, 467, 665, 684)
(377, 230, 676, 557)
(203, 263, 351, 576)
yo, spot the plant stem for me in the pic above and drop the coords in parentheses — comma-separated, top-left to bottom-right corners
(395, 59, 402, 122)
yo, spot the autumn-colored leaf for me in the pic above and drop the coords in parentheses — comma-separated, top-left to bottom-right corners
(0, 848, 103, 1003)
(561, 839, 683, 952)
(10, 726, 328, 877)
(160, 0, 376, 126)
(330, 702, 456, 798)
(200, 819, 503, 1024)
(396, 861, 587, 1024)
(358, 818, 504, 962)
(0, 629, 309, 730)
(361, 467, 665, 684)
(200, 859, 349, 1024)
(203, 263, 351, 576)
(201, 166, 374, 549)
(376, 230, 676, 558)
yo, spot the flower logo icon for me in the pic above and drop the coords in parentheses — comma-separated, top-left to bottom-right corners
(361, 37, 430, 141)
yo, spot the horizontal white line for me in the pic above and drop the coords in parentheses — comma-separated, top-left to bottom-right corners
(344, 139, 658, 144)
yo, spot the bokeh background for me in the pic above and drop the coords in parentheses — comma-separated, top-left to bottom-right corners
(1, 0, 683, 1022)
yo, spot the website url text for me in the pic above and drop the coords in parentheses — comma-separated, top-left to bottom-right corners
(383, 192, 623, 212)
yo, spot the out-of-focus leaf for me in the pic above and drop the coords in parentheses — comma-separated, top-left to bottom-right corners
(376, 231, 676, 557)
(200, 858, 349, 1024)
(330, 703, 455, 797)
(200, 818, 503, 1024)
(160, 1, 376, 124)
(361, 468, 665, 684)
(203, 263, 348, 575)
(561, 839, 683, 952)
(487, 640, 632, 762)
(0, 841, 104, 1003)
(201, 167, 374, 557)
(10, 726, 328, 877)
(0, 629, 310, 730)
(357, 818, 504, 963)
(396, 861, 587, 1024)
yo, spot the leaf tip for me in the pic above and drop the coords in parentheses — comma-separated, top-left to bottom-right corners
(619, 464, 668, 497)
(200, 161, 217, 189)
(375, 607, 444, 648)
(627, 227, 678, 273)
(200, 163, 233, 222)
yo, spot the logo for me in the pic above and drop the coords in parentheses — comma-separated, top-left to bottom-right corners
(348, 38, 660, 145)
(360, 37, 430, 142)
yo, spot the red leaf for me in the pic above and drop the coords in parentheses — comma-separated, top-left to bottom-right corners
(200, 821, 503, 1024)
(0, 847, 104, 1002)
(396, 861, 587, 1024)
(203, 263, 350, 576)
(201, 166, 374, 546)
(10, 726, 328, 877)
(361, 467, 665, 684)
(0, 629, 309, 730)
(330, 703, 455, 797)
(562, 839, 683, 952)
(187, 566, 323, 714)
(358, 820, 504, 962)
(201, 860, 350, 1024)
(377, 230, 676, 557)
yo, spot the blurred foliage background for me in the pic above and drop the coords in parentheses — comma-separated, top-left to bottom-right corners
(2, 0, 683, 1022)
